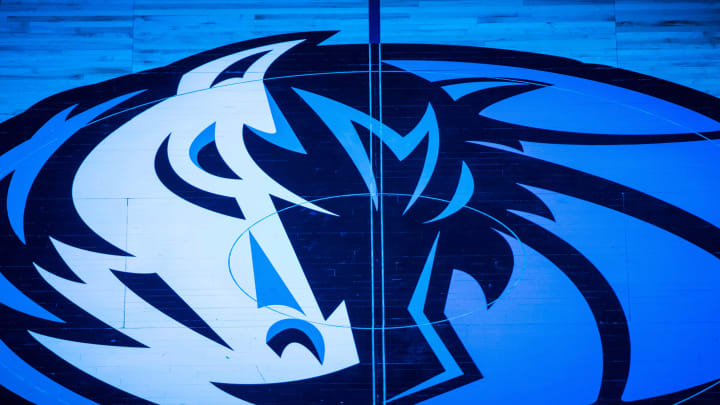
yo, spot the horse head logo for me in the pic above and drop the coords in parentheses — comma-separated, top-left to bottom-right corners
(2, 32, 720, 404)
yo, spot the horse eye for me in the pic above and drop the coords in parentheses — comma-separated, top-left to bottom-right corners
(196, 141, 241, 180)
(156, 135, 245, 219)
(188, 122, 241, 180)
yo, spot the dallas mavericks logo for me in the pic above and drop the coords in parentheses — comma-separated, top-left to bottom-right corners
(1, 32, 720, 404)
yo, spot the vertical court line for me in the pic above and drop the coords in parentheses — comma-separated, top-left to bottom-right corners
(368, 35, 376, 405)
(369, 0, 380, 403)
(379, 41, 386, 405)
(369, 0, 386, 399)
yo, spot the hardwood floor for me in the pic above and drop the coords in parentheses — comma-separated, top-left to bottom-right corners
(0, 0, 718, 121)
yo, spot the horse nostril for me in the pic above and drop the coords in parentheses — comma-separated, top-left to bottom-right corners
(266, 319, 325, 364)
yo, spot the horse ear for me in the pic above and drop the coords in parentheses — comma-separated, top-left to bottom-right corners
(385, 59, 720, 137)
(177, 39, 304, 95)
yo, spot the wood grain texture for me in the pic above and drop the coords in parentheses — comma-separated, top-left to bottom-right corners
(0, 0, 718, 121)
